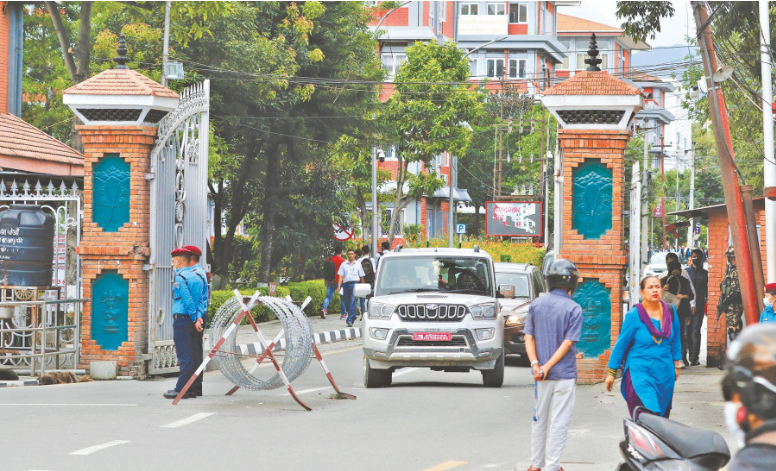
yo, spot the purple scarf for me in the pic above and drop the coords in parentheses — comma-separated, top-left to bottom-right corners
(635, 301, 672, 339)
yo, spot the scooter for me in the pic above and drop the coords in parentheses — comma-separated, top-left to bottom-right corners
(616, 407, 731, 470)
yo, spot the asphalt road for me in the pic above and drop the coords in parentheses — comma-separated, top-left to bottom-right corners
(0, 339, 733, 471)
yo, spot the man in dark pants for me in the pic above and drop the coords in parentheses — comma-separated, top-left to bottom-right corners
(163, 248, 204, 399)
(184, 245, 208, 397)
(686, 248, 708, 366)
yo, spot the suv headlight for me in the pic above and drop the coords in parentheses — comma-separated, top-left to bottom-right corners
(505, 309, 529, 326)
(368, 302, 395, 320)
(469, 302, 497, 320)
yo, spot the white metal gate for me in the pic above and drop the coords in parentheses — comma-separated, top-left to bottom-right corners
(628, 162, 641, 309)
(147, 81, 209, 374)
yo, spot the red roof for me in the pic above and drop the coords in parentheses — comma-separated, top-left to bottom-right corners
(0, 113, 84, 176)
(543, 71, 641, 96)
(557, 13, 622, 34)
(63, 69, 179, 99)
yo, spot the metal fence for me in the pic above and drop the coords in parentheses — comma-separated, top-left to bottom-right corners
(0, 290, 85, 375)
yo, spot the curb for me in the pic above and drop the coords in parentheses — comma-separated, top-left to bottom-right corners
(0, 379, 39, 388)
(236, 327, 362, 354)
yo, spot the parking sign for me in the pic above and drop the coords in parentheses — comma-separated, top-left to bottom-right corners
(455, 224, 466, 234)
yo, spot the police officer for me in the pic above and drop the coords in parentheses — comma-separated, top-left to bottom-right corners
(163, 247, 204, 399)
(723, 324, 776, 469)
(183, 245, 208, 397)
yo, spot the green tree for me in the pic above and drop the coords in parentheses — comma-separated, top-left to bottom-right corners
(380, 40, 485, 244)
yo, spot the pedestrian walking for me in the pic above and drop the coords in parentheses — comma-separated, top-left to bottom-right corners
(759, 283, 776, 323)
(686, 248, 708, 366)
(661, 259, 694, 366)
(321, 244, 346, 319)
(375, 240, 390, 268)
(722, 324, 776, 469)
(524, 259, 583, 471)
(164, 247, 205, 400)
(336, 249, 364, 328)
(357, 245, 376, 317)
(718, 246, 744, 369)
(183, 245, 208, 397)
(606, 276, 682, 418)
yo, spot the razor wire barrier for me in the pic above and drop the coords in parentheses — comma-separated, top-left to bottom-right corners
(172, 290, 355, 410)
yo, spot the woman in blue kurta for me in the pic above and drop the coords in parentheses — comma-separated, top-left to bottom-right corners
(605, 276, 682, 418)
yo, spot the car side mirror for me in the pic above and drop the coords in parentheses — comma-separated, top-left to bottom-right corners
(354, 283, 372, 298)
(499, 284, 515, 299)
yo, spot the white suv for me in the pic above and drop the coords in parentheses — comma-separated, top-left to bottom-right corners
(355, 247, 507, 388)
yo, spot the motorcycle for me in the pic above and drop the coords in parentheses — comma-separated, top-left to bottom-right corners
(616, 407, 731, 470)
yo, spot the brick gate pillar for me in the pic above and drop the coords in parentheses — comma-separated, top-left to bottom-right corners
(63, 36, 178, 376)
(542, 35, 643, 384)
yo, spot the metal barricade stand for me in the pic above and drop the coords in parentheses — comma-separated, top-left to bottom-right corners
(172, 290, 356, 409)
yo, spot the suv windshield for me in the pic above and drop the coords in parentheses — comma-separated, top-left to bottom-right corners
(376, 256, 492, 296)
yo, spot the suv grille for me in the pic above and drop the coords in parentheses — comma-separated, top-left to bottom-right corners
(397, 304, 468, 321)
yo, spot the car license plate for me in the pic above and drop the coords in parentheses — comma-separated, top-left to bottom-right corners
(412, 332, 451, 341)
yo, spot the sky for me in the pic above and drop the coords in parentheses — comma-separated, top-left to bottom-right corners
(557, 0, 697, 48)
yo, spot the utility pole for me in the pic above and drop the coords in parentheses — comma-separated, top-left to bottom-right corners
(651, 142, 672, 249)
(686, 147, 696, 248)
(760, 0, 775, 283)
(162, 0, 171, 87)
(641, 130, 650, 270)
(693, 2, 760, 325)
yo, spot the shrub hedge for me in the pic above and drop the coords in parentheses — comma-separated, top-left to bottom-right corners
(209, 280, 342, 323)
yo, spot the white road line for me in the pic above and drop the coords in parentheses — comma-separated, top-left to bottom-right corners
(281, 387, 328, 396)
(70, 440, 130, 456)
(0, 404, 137, 407)
(160, 412, 215, 429)
(392, 367, 420, 378)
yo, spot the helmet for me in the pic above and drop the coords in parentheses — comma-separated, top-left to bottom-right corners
(723, 324, 776, 419)
(725, 246, 735, 258)
(546, 259, 580, 293)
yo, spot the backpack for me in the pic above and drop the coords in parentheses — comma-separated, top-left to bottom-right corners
(361, 258, 375, 283)
(323, 258, 336, 281)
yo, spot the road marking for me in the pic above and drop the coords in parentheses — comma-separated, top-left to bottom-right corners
(0, 404, 137, 407)
(281, 387, 328, 396)
(161, 412, 215, 429)
(70, 440, 130, 456)
(392, 367, 419, 378)
(418, 461, 467, 471)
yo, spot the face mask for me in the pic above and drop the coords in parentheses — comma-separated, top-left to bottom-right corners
(764, 296, 774, 308)
(724, 401, 746, 448)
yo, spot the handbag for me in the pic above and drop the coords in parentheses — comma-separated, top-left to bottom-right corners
(662, 275, 682, 309)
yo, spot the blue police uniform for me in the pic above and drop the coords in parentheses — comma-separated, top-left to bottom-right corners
(172, 266, 204, 394)
(190, 264, 209, 395)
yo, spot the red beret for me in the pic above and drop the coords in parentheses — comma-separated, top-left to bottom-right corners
(766, 283, 776, 293)
(171, 248, 190, 257)
(182, 245, 202, 257)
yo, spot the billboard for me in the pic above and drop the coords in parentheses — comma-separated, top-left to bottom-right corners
(485, 201, 543, 238)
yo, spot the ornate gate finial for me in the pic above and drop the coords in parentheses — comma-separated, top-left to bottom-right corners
(114, 33, 130, 70)
(585, 33, 602, 71)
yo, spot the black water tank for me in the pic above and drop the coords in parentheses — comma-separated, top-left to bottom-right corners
(0, 205, 55, 286)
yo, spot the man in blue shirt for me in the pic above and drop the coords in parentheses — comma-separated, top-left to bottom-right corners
(760, 283, 776, 323)
(164, 248, 204, 400)
(524, 259, 583, 471)
(184, 245, 209, 397)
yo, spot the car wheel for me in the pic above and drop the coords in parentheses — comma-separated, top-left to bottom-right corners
(364, 356, 391, 388)
(482, 353, 505, 388)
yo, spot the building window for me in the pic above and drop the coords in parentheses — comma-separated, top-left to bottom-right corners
(488, 3, 506, 15)
(576, 53, 608, 71)
(460, 3, 478, 15)
(558, 56, 570, 70)
(509, 3, 528, 23)
(381, 53, 407, 80)
(486, 58, 505, 78)
(469, 58, 479, 77)
(509, 59, 527, 78)
(439, 1, 446, 21)
(383, 144, 398, 160)
(381, 208, 405, 237)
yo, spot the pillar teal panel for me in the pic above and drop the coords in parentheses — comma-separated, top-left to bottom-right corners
(91, 270, 129, 351)
(572, 278, 611, 358)
(572, 160, 613, 239)
(93, 154, 130, 232)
